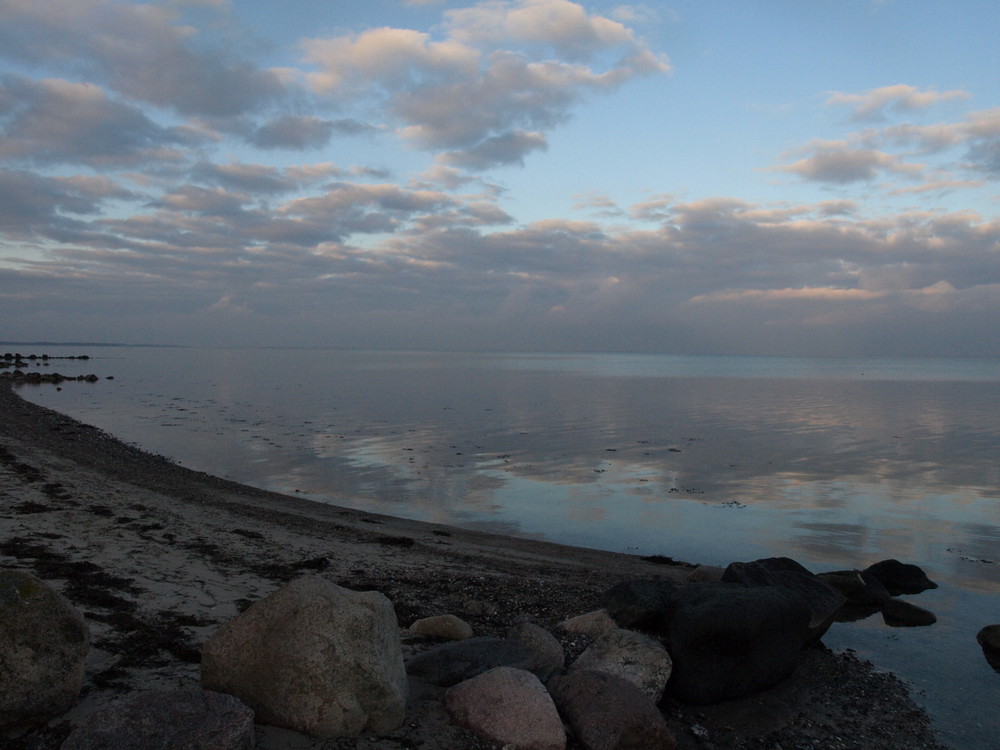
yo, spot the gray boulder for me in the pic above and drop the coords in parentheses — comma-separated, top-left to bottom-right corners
(201, 575, 406, 739)
(445, 667, 565, 750)
(660, 582, 811, 704)
(548, 669, 676, 750)
(569, 628, 672, 702)
(59, 689, 254, 749)
(864, 559, 937, 595)
(507, 622, 565, 679)
(407, 636, 563, 687)
(0, 569, 88, 728)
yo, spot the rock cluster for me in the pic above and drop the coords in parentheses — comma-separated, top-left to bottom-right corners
(0, 352, 104, 384)
(0, 554, 952, 749)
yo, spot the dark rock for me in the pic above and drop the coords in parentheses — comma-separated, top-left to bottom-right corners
(864, 559, 937, 595)
(406, 636, 562, 687)
(722, 558, 845, 643)
(977, 624, 1000, 651)
(601, 579, 678, 632)
(881, 598, 937, 627)
(60, 689, 254, 750)
(816, 570, 891, 606)
(660, 582, 811, 705)
(548, 669, 676, 750)
(978, 625, 1000, 671)
(59, 689, 254, 749)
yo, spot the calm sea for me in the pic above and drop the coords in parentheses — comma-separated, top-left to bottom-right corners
(14, 347, 1000, 748)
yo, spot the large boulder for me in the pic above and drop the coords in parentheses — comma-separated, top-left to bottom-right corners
(864, 560, 937, 595)
(569, 628, 672, 702)
(60, 689, 254, 750)
(445, 667, 565, 750)
(548, 669, 676, 750)
(721, 558, 846, 643)
(407, 636, 563, 687)
(200, 575, 406, 739)
(659, 582, 812, 704)
(0, 569, 89, 728)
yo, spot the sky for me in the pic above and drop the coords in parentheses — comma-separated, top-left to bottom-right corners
(1, 0, 999, 357)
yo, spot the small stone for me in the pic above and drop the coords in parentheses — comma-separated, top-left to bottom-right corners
(409, 614, 474, 640)
(558, 609, 617, 638)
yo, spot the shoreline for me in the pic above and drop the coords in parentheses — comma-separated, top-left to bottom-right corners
(0, 382, 949, 749)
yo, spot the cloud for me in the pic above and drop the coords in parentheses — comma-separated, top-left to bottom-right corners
(776, 140, 922, 184)
(250, 115, 377, 150)
(0, 75, 190, 167)
(444, 0, 636, 61)
(302, 1, 668, 167)
(827, 84, 971, 122)
(0, 0, 285, 117)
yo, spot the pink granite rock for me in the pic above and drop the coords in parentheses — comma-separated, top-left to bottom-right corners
(445, 667, 565, 750)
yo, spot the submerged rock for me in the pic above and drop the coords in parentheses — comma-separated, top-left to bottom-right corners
(881, 598, 937, 627)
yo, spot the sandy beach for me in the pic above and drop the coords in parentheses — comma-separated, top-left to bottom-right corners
(0, 381, 949, 749)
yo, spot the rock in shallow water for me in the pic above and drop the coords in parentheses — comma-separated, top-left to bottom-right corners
(864, 559, 937, 596)
(881, 598, 937, 627)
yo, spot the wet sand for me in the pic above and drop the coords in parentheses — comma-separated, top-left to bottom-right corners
(0, 382, 948, 749)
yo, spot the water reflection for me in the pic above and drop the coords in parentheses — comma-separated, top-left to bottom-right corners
(15, 347, 1000, 748)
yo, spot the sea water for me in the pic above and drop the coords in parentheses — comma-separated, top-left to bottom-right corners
(14, 346, 1000, 748)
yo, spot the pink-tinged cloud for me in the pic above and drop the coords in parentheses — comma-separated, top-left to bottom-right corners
(827, 84, 971, 121)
